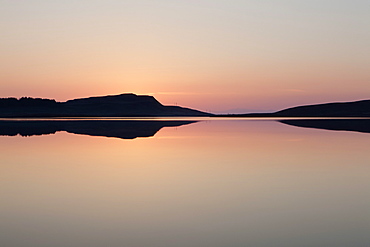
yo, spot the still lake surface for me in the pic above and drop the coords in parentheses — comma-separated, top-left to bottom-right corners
(1, 118, 369, 247)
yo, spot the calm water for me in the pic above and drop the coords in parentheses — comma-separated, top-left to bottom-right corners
(1, 119, 369, 247)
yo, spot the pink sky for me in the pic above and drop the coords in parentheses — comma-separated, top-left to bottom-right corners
(1, 1, 369, 113)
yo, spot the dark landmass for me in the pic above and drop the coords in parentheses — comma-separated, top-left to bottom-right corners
(0, 120, 195, 139)
(0, 94, 210, 117)
(2, 93, 370, 118)
(279, 119, 370, 134)
(215, 99, 370, 117)
(275, 99, 370, 117)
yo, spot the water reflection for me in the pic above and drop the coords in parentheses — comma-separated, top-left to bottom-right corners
(280, 119, 370, 133)
(0, 120, 196, 139)
(0, 120, 369, 247)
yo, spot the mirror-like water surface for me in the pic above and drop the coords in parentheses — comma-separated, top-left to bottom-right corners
(1, 119, 369, 247)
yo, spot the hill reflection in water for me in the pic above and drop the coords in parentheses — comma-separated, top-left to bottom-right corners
(279, 119, 370, 134)
(0, 120, 196, 139)
(1, 119, 369, 247)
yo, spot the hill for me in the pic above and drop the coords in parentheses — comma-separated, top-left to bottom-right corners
(216, 99, 370, 117)
(275, 99, 370, 117)
(0, 93, 210, 117)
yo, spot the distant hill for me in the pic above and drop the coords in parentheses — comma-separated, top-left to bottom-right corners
(274, 99, 370, 117)
(216, 99, 370, 117)
(0, 93, 211, 117)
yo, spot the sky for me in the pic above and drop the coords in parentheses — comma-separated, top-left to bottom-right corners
(1, 0, 369, 113)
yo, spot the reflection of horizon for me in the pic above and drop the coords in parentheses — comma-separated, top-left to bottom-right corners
(0, 120, 197, 139)
(279, 119, 370, 134)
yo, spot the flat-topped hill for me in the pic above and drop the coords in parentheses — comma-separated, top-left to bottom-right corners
(0, 93, 211, 117)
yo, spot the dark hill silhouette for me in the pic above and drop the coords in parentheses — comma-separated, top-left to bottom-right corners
(0, 93, 210, 117)
(279, 119, 370, 134)
(275, 99, 370, 117)
(0, 120, 196, 139)
(216, 99, 370, 117)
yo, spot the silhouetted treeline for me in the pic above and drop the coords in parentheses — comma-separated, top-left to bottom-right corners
(0, 97, 57, 107)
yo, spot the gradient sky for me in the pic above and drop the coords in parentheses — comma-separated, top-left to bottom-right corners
(1, 0, 369, 113)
